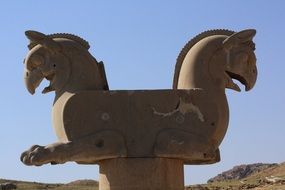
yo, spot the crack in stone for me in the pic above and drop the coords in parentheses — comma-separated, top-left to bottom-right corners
(152, 98, 205, 122)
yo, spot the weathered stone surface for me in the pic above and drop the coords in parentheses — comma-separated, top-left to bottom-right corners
(174, 29, 257, 148)
(99, 158, 184, 190)
(21, 29, 257, 190)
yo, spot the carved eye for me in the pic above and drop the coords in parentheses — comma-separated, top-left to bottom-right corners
(53, 64, 56, 68)
(236, 52, 248, 64)
(31, 55, 44, 67)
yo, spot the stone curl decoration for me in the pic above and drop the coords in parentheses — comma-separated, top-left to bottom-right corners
(20, 29, 257, 190)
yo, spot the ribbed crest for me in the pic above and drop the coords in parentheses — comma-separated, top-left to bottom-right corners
(48, 33, 90, 49)
(28, 33, 90, 50)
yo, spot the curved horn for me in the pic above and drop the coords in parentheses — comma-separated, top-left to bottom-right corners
(25, 30, 61, 52)
(223, 29, 256, 50)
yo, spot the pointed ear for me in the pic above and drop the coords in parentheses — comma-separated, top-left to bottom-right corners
(223, 29, 256, 50)
(25, 30, 61, 52)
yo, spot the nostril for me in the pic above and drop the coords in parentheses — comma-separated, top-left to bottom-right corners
(26, 72, 29, 77)
(53, 64, 56, 68)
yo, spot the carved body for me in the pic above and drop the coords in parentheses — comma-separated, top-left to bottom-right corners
(21, 29, 257, 166)
(52, 89, 220, 164)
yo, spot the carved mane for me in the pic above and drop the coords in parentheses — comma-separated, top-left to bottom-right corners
(28, 33, 90, 50)
(173, 29, 235, 89)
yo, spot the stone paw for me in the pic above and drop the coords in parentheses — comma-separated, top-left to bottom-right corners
(20, 145, 52, 166)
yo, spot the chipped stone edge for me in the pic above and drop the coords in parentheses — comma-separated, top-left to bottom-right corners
(152, 98, 204, 122)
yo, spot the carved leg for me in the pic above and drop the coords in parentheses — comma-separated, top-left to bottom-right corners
(20, 130, 127, 166)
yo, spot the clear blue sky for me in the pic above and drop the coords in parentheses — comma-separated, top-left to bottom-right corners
(0, 0, 284, 185)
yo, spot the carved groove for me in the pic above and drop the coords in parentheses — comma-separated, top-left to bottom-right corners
(28, 33, 90, 50)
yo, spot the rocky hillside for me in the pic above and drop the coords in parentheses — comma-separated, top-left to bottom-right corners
(208, 163, 278, 182)
(187, 162, 285, 190)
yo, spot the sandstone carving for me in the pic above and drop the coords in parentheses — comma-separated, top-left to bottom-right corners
(21, 29, 257, 190)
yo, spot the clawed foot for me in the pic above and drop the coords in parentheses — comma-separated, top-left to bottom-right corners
(20, 145, 58, 166)
(20, 131, 127, 166)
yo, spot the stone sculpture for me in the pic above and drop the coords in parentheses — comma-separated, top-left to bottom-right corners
(21, 29, 257, 190)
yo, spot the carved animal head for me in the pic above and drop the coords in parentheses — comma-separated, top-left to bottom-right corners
(174, 29, 257, 92)
(24, 30, 106, 96)
(223, 29, 257, 91)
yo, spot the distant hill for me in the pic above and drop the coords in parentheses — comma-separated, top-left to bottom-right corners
(0, 179, 98, 190)
(1, 162, 284, 190)
(187, 162, 285, 190)
(208, 163, 278, 182)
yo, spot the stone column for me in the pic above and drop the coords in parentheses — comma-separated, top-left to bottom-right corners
(99, 158, 184, 190)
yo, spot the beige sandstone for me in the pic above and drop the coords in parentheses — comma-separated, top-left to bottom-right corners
(21, 29, 257, 190)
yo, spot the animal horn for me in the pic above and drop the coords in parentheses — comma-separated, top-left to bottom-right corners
(223, 29, 256, 50)
(25, 30, 61, 52)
